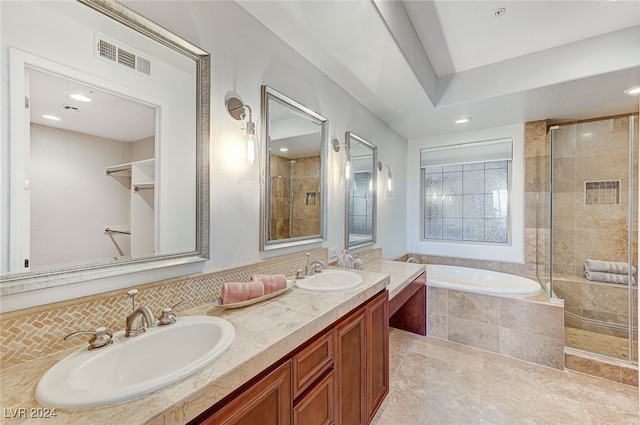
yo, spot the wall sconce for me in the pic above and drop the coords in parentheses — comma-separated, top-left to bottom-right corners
(226, 97, 261, 183)
(377, 161, 395, 200)
(333, 139, 355, 191)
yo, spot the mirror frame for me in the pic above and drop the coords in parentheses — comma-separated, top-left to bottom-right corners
(260, 85, 328, 251)
(1, 0, 210, 295)
(344, 132, 377, 251)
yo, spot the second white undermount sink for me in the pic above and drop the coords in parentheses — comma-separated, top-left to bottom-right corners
(295, 269, 363, 292)
(36, 315, 235, 409)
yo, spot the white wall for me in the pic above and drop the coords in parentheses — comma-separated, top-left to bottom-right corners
(407, 123, 525, 263)
(2, 1, 407, 311)
(30, 124, 132, 268)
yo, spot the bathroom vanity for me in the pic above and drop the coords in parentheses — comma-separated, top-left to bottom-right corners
(192, 290, 388, 425)
(0, 269, 391, 424)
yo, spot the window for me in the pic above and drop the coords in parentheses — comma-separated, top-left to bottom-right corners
(421, 139, 512, 244)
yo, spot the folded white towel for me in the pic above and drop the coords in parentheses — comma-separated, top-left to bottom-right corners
(584, 259, 636, 275)
(585, 270, 636, 285)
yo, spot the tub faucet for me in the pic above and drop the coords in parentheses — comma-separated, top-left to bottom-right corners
(304, 253, 326, 276)
(125, 289, 157, 337)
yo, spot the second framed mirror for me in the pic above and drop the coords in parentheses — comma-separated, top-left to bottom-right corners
(345, 132, 377, 250)
(260, 85, 328, 250)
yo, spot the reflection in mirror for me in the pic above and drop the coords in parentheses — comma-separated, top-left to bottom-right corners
(29, 69, 157, 272)
(260, 85, 327, 250)
(1, 0, 210, 295)
(345, 132, 376, 249)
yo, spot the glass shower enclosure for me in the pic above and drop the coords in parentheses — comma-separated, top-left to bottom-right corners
(549, 114, 638, 363)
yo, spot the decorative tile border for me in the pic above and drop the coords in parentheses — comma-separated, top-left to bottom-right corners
(0, 249, 327, 369)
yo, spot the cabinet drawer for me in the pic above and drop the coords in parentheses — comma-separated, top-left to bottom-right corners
(293, 369, 336, 425)
(293, 330, 335, 398)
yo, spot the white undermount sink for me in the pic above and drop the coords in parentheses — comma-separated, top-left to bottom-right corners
(295, 269, 363, 292)
(36, 315, 235, 409)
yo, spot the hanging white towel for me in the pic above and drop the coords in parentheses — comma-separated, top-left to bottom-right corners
(584, 270, 636, 285)
(584, 259, 637, 275)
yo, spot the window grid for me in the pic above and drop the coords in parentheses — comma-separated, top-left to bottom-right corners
(423, 161, 509, 244)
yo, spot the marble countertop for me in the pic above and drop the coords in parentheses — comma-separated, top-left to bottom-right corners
(0, 268, 391, 425)
(365, 260, 426, 300)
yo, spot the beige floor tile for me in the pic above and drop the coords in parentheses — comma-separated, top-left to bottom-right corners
(372, 329, 639, 425)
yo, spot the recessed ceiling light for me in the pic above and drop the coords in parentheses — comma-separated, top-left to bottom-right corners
(455, 117, 472, 125)
(42, 114, 61, 121)
(279, 147, 289, 152)
(70, 94, 92, 102)
(493, 7, 506, 18)
(623, 86, 640, 95)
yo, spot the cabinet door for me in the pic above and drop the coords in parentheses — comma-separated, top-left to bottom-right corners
(293, 370, 336, 425)
(335, 306, 366, 425)
(366, 291, 389, 422)
(200, 360, 292, 425)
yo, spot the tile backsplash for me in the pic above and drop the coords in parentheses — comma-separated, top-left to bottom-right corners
(0, 249, 327, 370)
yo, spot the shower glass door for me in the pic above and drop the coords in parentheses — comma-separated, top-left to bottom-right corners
(550, 114, 638, 363)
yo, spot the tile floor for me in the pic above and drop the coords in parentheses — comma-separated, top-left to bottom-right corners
(371, 329, 639, 425)
(566, 326, 638, 361)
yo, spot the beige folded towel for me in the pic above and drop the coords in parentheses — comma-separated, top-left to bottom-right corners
(584, 271, 636, 285)
(584, 259, 637, 275)
(251, 274, 287, 294)
(222, 281, 265, 304)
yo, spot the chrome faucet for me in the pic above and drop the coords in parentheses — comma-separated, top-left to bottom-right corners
(304, 253, 326, 276)
(125, 306, 156, 337)
(124, 289, 157, 337)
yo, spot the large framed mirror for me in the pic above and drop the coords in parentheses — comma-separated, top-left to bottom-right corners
(260, 85, 327, 250)
(345, 132, 377, 250)
(0, 0, 210, 295)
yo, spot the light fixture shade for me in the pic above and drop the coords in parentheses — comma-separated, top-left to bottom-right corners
(227, 97, 263, 184)
(384, 175, 395, 200)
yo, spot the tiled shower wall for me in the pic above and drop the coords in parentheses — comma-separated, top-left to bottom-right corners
(551, 115, 638, 276)
(551, 114, 639, 337)
(269, 155, 321, 239)
(0, 249, 328, 370)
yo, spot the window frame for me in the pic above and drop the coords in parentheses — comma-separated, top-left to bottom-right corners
(407, 124, 525, 264)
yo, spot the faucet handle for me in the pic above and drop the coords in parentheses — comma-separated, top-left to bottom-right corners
(64, 326, 113, 350)
(127, 289, 139, 312)
(294, 269, 305, 279)
(157, 300, 189, 326)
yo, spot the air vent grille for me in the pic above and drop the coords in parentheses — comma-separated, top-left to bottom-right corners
(117, 49, 136, 70)
(96, 36, 151, 76)
(98, 39, 117, 62)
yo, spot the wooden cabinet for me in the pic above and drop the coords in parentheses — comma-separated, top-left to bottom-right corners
(293, 370, 336, 425)
(335, 290, 389, 425)
(293, 330, 335, 398)
(389, 272, 426, 336)
(366, 291, 389, 422)
(199, 360, 292, 425)
(293, 329, 337, 425)
(336, 306, 367, 425)
(192, 290, 388, 425)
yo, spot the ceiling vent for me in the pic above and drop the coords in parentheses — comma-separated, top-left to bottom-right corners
(96, 36, 151, 76)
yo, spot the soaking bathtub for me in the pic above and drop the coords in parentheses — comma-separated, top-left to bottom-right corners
(427, 264, 541, 295)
